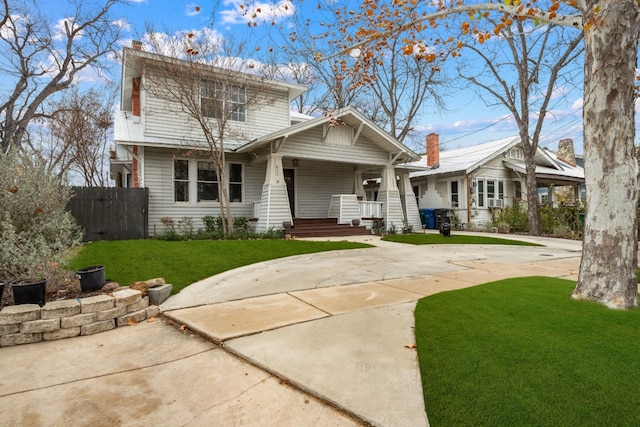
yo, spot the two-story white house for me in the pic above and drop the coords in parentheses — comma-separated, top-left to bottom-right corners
(109, 45, 423, 236)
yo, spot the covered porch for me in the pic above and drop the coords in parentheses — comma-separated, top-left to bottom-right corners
(247, 155, 423, 237)
(234, 107, 423, 237)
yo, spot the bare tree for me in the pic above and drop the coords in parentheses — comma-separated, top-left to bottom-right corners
(142, 30, 275, 235)
(28, 87, 115, 186)
(457, 19, 583, 235)
(273, 1, 447, 143)
(0, 0, 124, 153)
(367, 37, 449, 143)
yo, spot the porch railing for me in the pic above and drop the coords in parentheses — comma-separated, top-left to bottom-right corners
(358, 201, 383, 218)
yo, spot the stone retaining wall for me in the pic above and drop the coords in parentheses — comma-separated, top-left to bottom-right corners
(0, 288, 160, 347)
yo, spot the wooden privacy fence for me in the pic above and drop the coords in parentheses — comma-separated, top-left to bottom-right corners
(67, 187, 149, 241)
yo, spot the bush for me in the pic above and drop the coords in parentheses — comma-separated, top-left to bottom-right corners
(157, 216, 278, 241)
(0, 150, 82, 283)
(495, 204, 529, 233)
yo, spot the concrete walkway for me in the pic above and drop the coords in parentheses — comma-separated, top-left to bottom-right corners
(0, 232, 582, 426)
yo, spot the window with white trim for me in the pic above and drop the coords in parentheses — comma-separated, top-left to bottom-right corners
(451, 181, 459, 207)
(200, 80, 246, 122)
(477, 180, 485, 207)
(197, 161, 218, 202)
(514, 181, 522, 200)
(487, 180, 495, 200)
(229, 163, 243, 202)
(507, 147, 524, 160)
(174, 159, 189, 202)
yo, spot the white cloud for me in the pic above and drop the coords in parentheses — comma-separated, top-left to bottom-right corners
(111, 18, 131, 32)
(572, 98, 583, 110)
(219, 0, 295, 25)
(186, 3, 201, 17)
(52, 17, 79, 41)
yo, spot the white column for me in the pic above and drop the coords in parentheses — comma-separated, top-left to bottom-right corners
(256, 154, 292, 232)
(377, 165, 404, 231)
(398, 172, 422, 231)
(354, 171, 366, 200)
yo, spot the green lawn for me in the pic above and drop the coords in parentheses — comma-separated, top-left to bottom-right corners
(383, 233, 542, 246)
(66, 239, 371, 292)
(415, 277, 640, 426)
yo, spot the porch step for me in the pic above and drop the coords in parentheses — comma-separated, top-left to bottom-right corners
(284, 218, 371, 238)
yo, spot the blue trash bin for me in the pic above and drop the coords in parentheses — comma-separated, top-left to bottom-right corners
(420, 208, 436, 229)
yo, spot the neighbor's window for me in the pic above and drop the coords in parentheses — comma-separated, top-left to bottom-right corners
(498, 181, 504, 200)
(197, 161, 218, 202)
(229, 163, 243, 202)
(487, 180, 496, 200)
(514, 181, 522, 200)
(200, 80, 246, 122)
(477, 180, 485, 207)
(450, 181, 459, 207)
(507, 147, 524, 160)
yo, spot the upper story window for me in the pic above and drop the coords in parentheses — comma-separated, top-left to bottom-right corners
(200, 80, 246, 122)
(507, 147, 524, 160)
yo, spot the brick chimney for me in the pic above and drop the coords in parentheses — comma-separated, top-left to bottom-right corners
(132, 40, 143, 51)
(557, 138, 576, 166)
(427, 133, 440, 167)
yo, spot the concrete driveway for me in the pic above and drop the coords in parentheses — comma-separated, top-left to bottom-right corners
(0, 232, 582, 426)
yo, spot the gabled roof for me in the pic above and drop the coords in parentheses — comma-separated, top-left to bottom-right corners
(410, 136, 520, 178)
(234, 106, 421, 163)
(120, 47, 308, 108)
(409, 135, 584, 183)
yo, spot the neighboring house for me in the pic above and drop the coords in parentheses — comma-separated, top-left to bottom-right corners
(408, 134, 585, 229)
(109, 45, 423, 236)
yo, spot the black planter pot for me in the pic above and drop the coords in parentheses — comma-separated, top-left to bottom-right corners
(77, 265, 105, 292)
(12, 279, 47, 307)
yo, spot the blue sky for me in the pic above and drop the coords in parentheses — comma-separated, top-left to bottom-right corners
(36, 0, 614, 155)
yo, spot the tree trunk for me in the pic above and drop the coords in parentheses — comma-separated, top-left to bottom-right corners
(573, 2, 640, 309)
(522, 134, 541, 236)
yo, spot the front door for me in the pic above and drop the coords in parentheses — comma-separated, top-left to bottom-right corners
(284, 168, 295, 217)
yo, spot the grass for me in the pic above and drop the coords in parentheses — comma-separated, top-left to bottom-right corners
(65, 239, 371, 293)
(415, 277, 640, 426)
(382, 233, 542, 246)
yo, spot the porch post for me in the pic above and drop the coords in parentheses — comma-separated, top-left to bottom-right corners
(377, 165, 404, 231)
(354, 170, 366, 201)
(398, 172, 422, 231)
(256, 154, 292, 232)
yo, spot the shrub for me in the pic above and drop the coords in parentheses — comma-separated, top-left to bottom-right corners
(202, 215, 223, 233)
(0, 150, 82, 283)
(495, 203, 528, 233)
(159, 216, 274, 241)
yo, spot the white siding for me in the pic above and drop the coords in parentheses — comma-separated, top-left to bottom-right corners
(143, 147, 265, 235)
(278, 128, 390, 165)
(378, 189, 405, 231)
(256, 183, 291, 231)
(141, 68, 291, 148)
(287, 160, 358, 218)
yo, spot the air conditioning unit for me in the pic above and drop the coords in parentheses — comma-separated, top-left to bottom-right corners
(488, 199, 505, 209)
